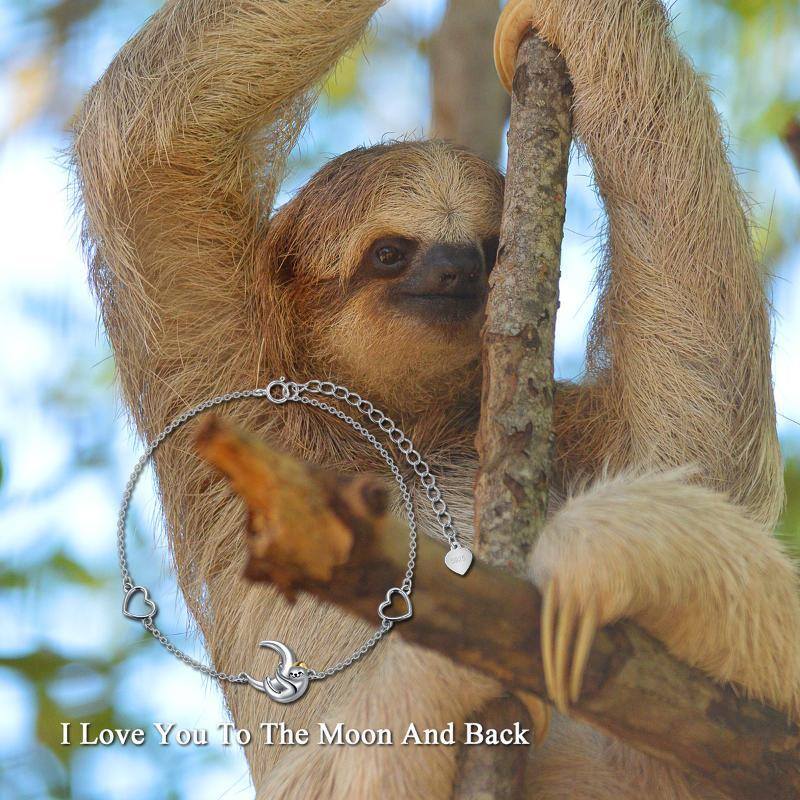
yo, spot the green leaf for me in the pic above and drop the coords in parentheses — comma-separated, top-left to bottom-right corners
(778, 456, 800, 555)
(719, 0, 780, 20)
(745, 99, 800, 141)
(48, 551, 104, 588)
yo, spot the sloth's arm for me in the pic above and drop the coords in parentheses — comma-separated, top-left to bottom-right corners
(71, 7, 386, 784)
(530, 468, 800, 720)
(529, 0, 783, 527)
(499, 0, 799, 736)
(71, 0, 383, 434)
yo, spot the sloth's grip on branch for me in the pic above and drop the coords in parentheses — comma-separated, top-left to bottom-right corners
(196, 416, 800, 800)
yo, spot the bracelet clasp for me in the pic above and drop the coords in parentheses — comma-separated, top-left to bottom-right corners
(266, 377, 304, 404)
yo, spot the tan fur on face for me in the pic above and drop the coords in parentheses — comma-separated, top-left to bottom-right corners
(71, 0, 797, 798)
(260, 140, 503, 412)
(316, 283, 484, 413)
(271, 141, 502, 280)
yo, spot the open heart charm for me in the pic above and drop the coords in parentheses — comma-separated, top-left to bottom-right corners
(378, 587, 413, 623)
(123, 585, 158, 620)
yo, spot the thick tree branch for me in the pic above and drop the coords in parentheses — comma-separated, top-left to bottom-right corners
(461, 29, 571, 798)
(195, 416, 388, 599)
(430, 0, 509, 163)
(197, 417, 800, 800)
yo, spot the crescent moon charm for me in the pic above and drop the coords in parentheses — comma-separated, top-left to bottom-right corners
(244, 640, 309, 704)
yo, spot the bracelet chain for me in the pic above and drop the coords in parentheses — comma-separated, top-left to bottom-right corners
(116, 378, 463, 685)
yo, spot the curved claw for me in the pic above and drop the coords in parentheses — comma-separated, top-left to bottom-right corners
(493, 0, 534, 93)
(570, 605, 597, 705)
(540, 580, 598, 714)
(517, 691, 552, 748)
(541, 579, 557, 699)
(554, 592, 577, 712)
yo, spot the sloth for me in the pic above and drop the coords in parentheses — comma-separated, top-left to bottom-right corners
(72, 0, 800, 797)
(246, 641, 310, 703)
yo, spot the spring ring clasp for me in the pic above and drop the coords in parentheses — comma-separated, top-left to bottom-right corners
(266, 378, 291, 404)
(266, 377, 305, 404)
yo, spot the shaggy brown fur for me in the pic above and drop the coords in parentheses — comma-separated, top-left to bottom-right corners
(71, 0, 798, 797)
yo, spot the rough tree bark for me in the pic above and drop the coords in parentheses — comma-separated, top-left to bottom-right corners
(474, 31, 571, 576)
(461, 27, 572, 798)
(429, 0, 508, 163)
(195, 417, 800, 800)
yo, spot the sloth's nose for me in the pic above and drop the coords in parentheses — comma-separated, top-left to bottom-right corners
(417, 243, 484, 296)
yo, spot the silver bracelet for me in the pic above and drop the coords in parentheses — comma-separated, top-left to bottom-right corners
(117, 378, 474, 703)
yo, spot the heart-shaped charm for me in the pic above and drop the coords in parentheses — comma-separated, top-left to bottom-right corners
(123, 585, 158, 620)
(444, 546, 473, 576)
(378, 587, 413, 623)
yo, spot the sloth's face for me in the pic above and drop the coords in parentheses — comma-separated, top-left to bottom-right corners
(316, 229, 501, 413)
(354, 235, 499, 326)
(271, 140, 504, 411)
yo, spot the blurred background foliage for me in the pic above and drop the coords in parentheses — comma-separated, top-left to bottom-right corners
(0, 0, 798, 798)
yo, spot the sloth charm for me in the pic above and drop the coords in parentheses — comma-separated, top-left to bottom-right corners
(245, 640, 309, 703)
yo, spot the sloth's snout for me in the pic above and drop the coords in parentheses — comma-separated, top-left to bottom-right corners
(388, 242, 488, 324)
(412, 243, 484, 298)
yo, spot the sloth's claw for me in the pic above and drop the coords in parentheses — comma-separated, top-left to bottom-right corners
(529, 693, 552, 747)
(541, 579, 557, 699)
(493, 0, 534, 93)
(553, 591, 576, 712)
(540, 579, 598, 713)
(570, 605, 598, 705)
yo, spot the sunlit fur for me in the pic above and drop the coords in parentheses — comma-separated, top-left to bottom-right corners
(71, 0, 798, 797)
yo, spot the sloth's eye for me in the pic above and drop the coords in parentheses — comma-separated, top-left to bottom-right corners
(366, 237, 415, 275)
(376, 245, 402, 265)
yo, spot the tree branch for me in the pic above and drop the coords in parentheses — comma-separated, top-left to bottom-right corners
(460, 28, 572, 798)
(474, 32, 571, 576)
(196, 417, 800, 800)
(429, 0, 509, 163)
